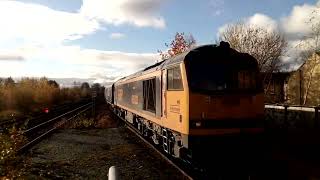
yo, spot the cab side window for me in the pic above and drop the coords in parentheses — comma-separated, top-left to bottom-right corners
(167, 66, 183, 90)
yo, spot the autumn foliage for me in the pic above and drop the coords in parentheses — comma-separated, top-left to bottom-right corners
(158, 32, 196, 60)
(0, 77, 90, 119)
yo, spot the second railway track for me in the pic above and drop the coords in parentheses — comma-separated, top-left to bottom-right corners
(0, 98, 92, 131)
(16, 101, 94, 153)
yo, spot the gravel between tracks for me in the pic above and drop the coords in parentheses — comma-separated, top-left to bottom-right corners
(22, 105, 185, 180)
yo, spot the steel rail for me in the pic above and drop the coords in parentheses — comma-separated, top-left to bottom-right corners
(113, 111, 193, 180)
(23, 102, 92, 134)
(18, 105, 92, 153)
(0, 99, 91, 128)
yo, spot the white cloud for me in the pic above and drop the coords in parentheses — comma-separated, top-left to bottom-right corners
(0, 55, 24, 61)
(247, 13, 278, 32)
(217, 13, 278, 37)
(109, 33, 126, 39)
(0, 44, 160, 81)
(217, 1, 320, 71)
(281, 3, 320, 36)
(0, 49, 25, 61)
(0, 0, 167, 47)
(0, 1, 100, 45)
(80, 0, 166, 29)
(0, 0, 167, 83)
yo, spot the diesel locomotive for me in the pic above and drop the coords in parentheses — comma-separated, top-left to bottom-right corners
(105, 41, 264, 162)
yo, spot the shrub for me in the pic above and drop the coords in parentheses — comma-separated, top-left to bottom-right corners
(64, 113, 95, 129)
(0, 127, 27, 178)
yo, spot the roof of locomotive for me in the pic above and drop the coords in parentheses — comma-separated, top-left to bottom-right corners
(114, 41, 257, 84)
(114, 48, 189, 84)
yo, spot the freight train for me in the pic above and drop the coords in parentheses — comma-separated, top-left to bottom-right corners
(104, 41, 264, 162)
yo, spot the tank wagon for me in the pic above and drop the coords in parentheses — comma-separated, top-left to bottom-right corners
(104, 41, 264, 162)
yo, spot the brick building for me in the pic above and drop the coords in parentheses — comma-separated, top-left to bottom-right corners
(286, 52, 320, 106)
(263, 72, 290, 104)
(263, 52, 320, 106)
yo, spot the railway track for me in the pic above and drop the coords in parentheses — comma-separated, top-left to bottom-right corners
(126, 125, 194, 180)
(111, 109, 194, 180)
(0, 99, 92, 132)
(17, 101, 94, 153)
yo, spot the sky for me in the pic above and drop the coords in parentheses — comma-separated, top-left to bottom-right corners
(0, 0, 319, 85)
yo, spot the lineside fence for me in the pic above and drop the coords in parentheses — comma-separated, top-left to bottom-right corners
(265, 104, 320, 129)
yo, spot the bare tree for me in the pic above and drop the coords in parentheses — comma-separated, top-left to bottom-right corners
(219, 22, 287, 92)
(297, 7, 320, 105)
(158, 32, 196, 60)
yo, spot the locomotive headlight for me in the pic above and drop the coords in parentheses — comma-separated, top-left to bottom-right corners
(195, 122, 201, 127)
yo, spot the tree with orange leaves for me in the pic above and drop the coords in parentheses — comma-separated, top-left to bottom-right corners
(158, 32, 196, 60)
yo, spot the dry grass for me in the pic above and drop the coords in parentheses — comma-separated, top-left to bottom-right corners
(63, 113, 96, 129)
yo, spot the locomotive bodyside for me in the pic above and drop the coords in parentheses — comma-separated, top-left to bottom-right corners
(111, 57, 190, 157)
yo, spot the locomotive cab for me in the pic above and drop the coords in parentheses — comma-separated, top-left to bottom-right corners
(184, 42, 264, 135)
(181, 42, 265, 161)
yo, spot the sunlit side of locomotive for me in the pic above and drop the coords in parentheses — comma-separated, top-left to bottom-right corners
(105, 42, 264, 161)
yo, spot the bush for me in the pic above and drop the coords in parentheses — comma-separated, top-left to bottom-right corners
(0, 127, 27, 178)
(64, 113, 96, 129)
